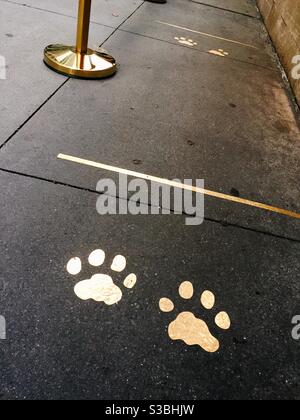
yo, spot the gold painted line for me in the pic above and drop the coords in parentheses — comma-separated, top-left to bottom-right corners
(57, 154, 300, 220)
(155, 20, 259, 50)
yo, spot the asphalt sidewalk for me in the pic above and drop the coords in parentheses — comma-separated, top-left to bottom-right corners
(0, 0, 299, 400)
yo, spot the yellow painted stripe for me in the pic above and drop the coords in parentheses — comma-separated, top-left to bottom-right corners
(57, 154, 300, 220)
(155, 20, 259, 50)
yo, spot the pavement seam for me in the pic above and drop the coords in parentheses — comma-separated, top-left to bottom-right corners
(0, 167, 299, 245)
(190, 1, 260, 20)
(0, 79, 70, 151)
(98, 1, 146, 46)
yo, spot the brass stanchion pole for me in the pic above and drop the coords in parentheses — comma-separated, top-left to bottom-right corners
(76, 0, 92, 55)
(44, 0, 117, 79)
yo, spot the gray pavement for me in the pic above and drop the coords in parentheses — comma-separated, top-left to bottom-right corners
(0, 0, 299, 400)
(192, 0, 260, 18)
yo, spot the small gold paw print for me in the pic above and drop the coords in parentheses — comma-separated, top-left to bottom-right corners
(208, 49, 229, 57)
(175, 37, 198, 47)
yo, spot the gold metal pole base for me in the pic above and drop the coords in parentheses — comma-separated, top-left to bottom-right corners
(44, 44, 117, 79)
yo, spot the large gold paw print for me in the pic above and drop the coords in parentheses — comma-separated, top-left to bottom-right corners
(66, 249, 137, 305)
(159, 281, 231, 353)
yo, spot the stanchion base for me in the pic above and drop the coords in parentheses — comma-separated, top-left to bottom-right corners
(44, 44, 117, 79)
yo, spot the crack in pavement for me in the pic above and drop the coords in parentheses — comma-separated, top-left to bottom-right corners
(0, 167, 299, 244)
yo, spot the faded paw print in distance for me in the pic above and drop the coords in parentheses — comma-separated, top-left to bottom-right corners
(66, 249, 137, 305)
(159, 282, 231, 353)
(175, 37, 198, 47)
(208, 49, 229, 57)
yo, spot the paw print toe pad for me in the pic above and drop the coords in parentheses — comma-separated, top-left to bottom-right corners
(159, 298, 175, 313)
(179, 281, 194, 299)
(111, 255, 127, 272)
(88, 249, 105, 267)
(67, 257, 82, 276)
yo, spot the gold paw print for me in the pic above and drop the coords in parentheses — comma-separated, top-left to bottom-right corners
(159, 281, 231, 353)
(208, 49, 229, 57)
(66, 249, 137, 305)
(175, 37, 198, 47)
